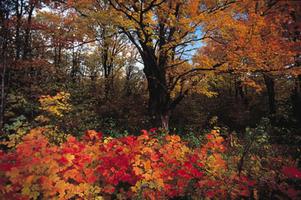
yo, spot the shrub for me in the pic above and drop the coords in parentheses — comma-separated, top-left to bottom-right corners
(0, 128, 300, 199)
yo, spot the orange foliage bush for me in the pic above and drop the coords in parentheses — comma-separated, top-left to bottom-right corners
(0, 128, 300, 199)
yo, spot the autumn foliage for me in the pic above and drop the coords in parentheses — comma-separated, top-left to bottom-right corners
(0, 128, 300, 200)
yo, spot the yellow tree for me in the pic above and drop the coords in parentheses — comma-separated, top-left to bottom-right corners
(61, 0, 139, 97)
(194, 0, 300, 114)
(105, 0, 236, 129)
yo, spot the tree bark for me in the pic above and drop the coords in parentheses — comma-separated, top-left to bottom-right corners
(291, 75, 301, 123)
(235, 77, 244, 100)
(263, 73, 276, 114)
(15, 0, 23, 60)
(23, 3, 34, 60)
(143, 53, 171, 129)
(161, 112, 170, 130)
(0, 58, 6, 129)
(0, 4, 9, 130)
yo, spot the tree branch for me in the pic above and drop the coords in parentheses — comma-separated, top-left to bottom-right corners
(170, 62, 225, 91)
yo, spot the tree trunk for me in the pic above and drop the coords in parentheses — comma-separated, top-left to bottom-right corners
(263, 73, 276, 114)
(23, 3, 34, 60)
(0, 59, 5, 129)
(124, 68, 132, 96)
(297, 75, 301, 94)
(0, 7, 9, 130)
(291, 75, 301, 123)
(104, 77, 113, 99)
(143, 56, 170, 129)
(235, 78, 244, 100)
(161, 113, 170, 130)
(15, 0, 23, 60)
(71, 46, 79, 83)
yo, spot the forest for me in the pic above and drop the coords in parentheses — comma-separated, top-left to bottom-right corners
(0, 0, 301, 199)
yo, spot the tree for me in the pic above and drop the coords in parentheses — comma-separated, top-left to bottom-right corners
(0, 0, 43, 129)
(0, 0, 74, 130)
(106, 0, 235, 129)
(194, 0, 299, 114)
(0, 0, 13, 129)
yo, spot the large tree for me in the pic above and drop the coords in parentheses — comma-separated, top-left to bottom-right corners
(105, 0, 235, 129)
(194, 0, 300, 114)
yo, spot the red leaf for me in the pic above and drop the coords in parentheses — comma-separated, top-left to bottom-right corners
(282, 167, 301, 179)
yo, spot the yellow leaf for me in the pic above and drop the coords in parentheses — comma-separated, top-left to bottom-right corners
(133, 166, 143, 175)
(144, 160, 151, 171)
(143, 173, 152, 181)
(65, 154, 75, 162)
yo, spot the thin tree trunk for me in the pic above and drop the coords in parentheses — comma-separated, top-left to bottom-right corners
(58, 44, 62, 66)
(0, 6, 8, 130)
(229, 76, 233, 96)
(15, 0, 23, 60)
(23, 3, 34, 60)
(101, 27, 112, 99)
(0, 59, 6, 129)
(296, 75, 301, 93)
(291, 76, 301, 123)
(124, 68, 132, 96)
(161, 113, 170, 131)
(71, 46, 78, 82)
(0, 35, 6, 129)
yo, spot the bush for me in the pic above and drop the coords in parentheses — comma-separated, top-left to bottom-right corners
(0, 128, 300, 199)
